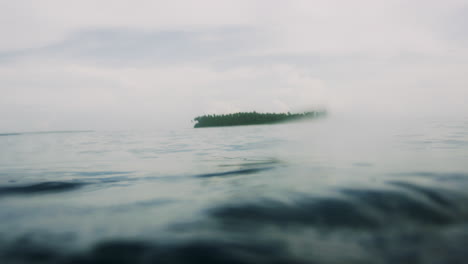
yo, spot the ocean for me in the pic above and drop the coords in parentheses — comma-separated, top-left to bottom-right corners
(1, 114, 468, 264)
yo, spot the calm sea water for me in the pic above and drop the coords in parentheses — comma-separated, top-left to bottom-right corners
(1, 115, 468, 264)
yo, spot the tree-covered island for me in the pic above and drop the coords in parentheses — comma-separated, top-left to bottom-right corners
(193, 111, 326, 128)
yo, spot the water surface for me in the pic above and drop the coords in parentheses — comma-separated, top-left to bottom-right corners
(1, 115, 468, 263)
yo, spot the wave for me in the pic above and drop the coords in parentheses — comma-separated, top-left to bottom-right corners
(0, 182, 86, 197)
(195, 167, 275, 178)
(2, 173, 468, 263)
(0, 130, 94, 137)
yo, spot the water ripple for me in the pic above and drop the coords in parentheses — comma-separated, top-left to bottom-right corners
(0, 182, 86, 197)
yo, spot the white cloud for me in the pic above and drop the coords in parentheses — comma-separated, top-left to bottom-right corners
(0, 0, 253, 52)
(1, 0, 467, 131)
(0, 59, 329, 130)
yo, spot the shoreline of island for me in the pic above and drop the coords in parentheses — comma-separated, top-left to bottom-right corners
(193, 110, 327, 128)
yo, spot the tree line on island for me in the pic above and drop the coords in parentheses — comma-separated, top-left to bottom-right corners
(193, 111, 326, 128)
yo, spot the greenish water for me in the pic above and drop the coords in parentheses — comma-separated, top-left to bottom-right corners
(1, 115, 468, 263)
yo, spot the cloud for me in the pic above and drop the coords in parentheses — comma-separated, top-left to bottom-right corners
(0, 27, 266, 67)
(1, 0, 467, 131)
(0, 58, 328, 130)
(0, 0, 254, 52)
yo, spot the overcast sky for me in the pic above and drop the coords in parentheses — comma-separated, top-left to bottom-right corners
(1, 0, 467, 131)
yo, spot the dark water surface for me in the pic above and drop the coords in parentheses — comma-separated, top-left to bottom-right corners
(1, 115, 468, 264)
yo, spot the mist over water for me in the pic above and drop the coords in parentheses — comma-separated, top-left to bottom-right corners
(1, 114, 468, 263)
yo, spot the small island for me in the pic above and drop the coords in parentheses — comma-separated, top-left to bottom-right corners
(193, 111, 326, 128)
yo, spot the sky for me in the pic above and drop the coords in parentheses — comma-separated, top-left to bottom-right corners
(1, 0, 467, 131)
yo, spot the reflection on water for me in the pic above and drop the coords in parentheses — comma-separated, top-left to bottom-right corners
(1, 116, 468, 263)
